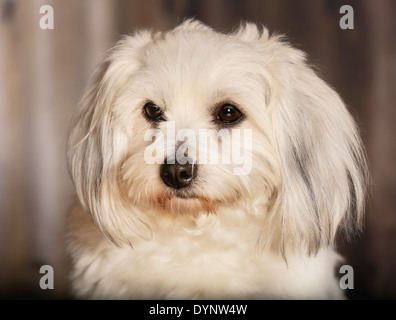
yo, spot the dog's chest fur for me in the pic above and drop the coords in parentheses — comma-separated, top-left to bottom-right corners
(67, 203, 344, 299)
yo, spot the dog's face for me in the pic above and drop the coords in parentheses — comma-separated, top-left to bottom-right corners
(116, 25, 279, 217)
(68, 20, 367, 253)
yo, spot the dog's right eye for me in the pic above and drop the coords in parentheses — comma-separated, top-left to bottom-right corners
(143, 102, 165, 121)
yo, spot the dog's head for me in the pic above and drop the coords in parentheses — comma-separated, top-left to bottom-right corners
(68, 20, 368, 253)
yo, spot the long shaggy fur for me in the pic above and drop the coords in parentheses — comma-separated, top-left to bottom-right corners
(66, 20, 368, 299)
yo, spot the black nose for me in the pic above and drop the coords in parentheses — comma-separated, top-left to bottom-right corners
(160, 159, 196, 189)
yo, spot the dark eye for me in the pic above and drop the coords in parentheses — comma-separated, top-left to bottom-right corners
(217, 104, 242, 124)
(143, 102, 165, 121)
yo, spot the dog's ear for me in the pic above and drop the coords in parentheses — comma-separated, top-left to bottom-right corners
(67, 32, 153, 246)
(248, 28, 369, 254)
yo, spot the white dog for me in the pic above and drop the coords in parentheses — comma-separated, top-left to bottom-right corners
(66, 20, 368, 299)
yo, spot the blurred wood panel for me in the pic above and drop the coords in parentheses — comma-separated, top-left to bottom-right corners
(0, 0, 117, 298)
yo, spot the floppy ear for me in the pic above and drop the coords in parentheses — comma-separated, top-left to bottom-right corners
(270, 40, 368, 254)
(67, 32, 154, 246)
(243, 26, 369, 254)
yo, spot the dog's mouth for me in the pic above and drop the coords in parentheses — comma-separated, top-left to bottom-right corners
(172, 188, 197, 200)
(152, 187, 220, 215)
(166, 188, 209, 203)
(150, 185, 244, 216)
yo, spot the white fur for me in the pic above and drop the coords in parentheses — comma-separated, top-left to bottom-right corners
(66, 20, 368, 299)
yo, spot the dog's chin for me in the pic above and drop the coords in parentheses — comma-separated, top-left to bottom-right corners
(151, 188, 231, 215)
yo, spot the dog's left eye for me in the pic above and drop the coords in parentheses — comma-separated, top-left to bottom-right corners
(143, 102, 165, 121)
(217, 104, 242, 124)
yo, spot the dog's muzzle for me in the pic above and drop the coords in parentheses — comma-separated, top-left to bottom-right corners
(160, 159, 197, 189)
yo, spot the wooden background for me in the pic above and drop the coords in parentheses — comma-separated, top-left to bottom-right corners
(0, 0, 395, 299)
